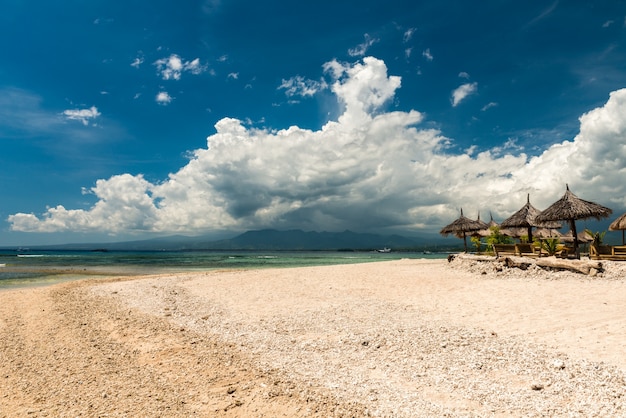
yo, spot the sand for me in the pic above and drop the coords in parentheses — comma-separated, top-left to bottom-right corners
(1, 257, 625, 417)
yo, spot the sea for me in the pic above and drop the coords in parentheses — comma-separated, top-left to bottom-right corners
(0, 250, 448, 290)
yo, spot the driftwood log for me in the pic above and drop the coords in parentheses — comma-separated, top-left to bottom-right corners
(450, 253, 603, 276)
(448, 253, 494, 263)
(503, 256, 603, 276)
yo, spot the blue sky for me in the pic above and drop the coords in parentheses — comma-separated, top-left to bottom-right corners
(1, 0, 626, 246)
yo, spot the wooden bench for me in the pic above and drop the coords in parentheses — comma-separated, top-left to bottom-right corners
(612, 245, 626, 256)
(514, 243, 540, 258)
(556, 245, 577, 259)
(590, 244, 626, 260)
(493, 244, 517, 258)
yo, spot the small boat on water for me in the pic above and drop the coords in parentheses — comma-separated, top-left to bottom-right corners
(377, 247, 391, 253)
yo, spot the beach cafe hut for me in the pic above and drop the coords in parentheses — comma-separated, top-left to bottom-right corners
(609, 212, 626, 245)
(499, 194, 561, 243)
(440, 209, 489, 252)
(535, 185, 612, 259)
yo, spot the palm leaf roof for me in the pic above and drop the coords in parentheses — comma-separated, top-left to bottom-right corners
(535, 185, 612, 222)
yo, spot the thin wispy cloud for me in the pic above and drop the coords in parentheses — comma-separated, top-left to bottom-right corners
(278, 76, 327, 97)
(525, 0, 559, 27)
(93, 17, 114, 25)
(451, 82, 477, 107)
(131, 56, 144, 68)
(403, 28, 416, 43)
(481, 101, 498, 111)
(422, 48, 433, 61)
(490, 137, 524, 156)
(0, 88, 64, 137)
(348, 34, 378, 57)
(201, 0, 221, 14)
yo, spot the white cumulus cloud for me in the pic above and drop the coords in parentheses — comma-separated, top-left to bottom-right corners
(9, 174, 157, 233)
(63, 106, 101, 126)
(155, 91, 173, 105)
(8, 58, 626, 238)
(154, 54, 206, 80)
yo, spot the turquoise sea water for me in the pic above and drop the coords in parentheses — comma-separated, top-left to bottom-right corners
(0, 250, 447, 289)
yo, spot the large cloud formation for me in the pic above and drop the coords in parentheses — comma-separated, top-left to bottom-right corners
(8, 57, 626, 235)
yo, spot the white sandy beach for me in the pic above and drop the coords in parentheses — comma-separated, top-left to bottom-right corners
(1, 257, 626, 417)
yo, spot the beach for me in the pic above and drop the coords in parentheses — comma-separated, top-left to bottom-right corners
(1, 258, 625, 417)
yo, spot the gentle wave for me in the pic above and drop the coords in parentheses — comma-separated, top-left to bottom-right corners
(0, 250, 448, 289)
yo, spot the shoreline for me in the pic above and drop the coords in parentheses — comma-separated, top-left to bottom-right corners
(0, 250, 449, 292)
(2, 258, 625, 416)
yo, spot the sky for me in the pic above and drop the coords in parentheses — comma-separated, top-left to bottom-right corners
(1, 0, 626, 246)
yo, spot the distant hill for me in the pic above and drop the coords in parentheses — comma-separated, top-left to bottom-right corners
(18, 229, 453, 252)
(208, 229, 422, 250)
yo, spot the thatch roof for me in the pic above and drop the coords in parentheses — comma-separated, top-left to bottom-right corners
(500, 194, 561, 242)
(533, 228, 563, 239)
(472, 213, 498, 237)
(609, 212, 626, 244)
(500, 227, 525, 238)
(440, 209, 489, 252)
(500, 194, 561, 229)
(440, 209, 488, 236)
(534, 185, 612, 258)
(609, 212, 626, 231)
(560, 230, 594, 243)
(535, 185, 613, 223)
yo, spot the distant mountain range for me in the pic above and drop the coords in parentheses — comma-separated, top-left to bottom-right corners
(15, 229, 454, 252)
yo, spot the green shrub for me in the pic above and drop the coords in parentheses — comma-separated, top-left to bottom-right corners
(540, 238, 560, 256)
(486, 226, 513, 253)
(470, 236, 482, 253)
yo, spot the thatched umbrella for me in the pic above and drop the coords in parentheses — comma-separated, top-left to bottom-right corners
(440, 209, 489, 252)
(500, 194, 561, 242)
(473, 213, 499, 237)
(609, 212, 626, 244)
(560, 230, 593, 243)
(535, 185, 613, 258)
(533, 228, 563, 239)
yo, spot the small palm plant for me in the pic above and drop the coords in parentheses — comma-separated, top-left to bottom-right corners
(586, 229, 608, 256)
(585, 229, 606, 246)
(540, 238, 561, 256)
